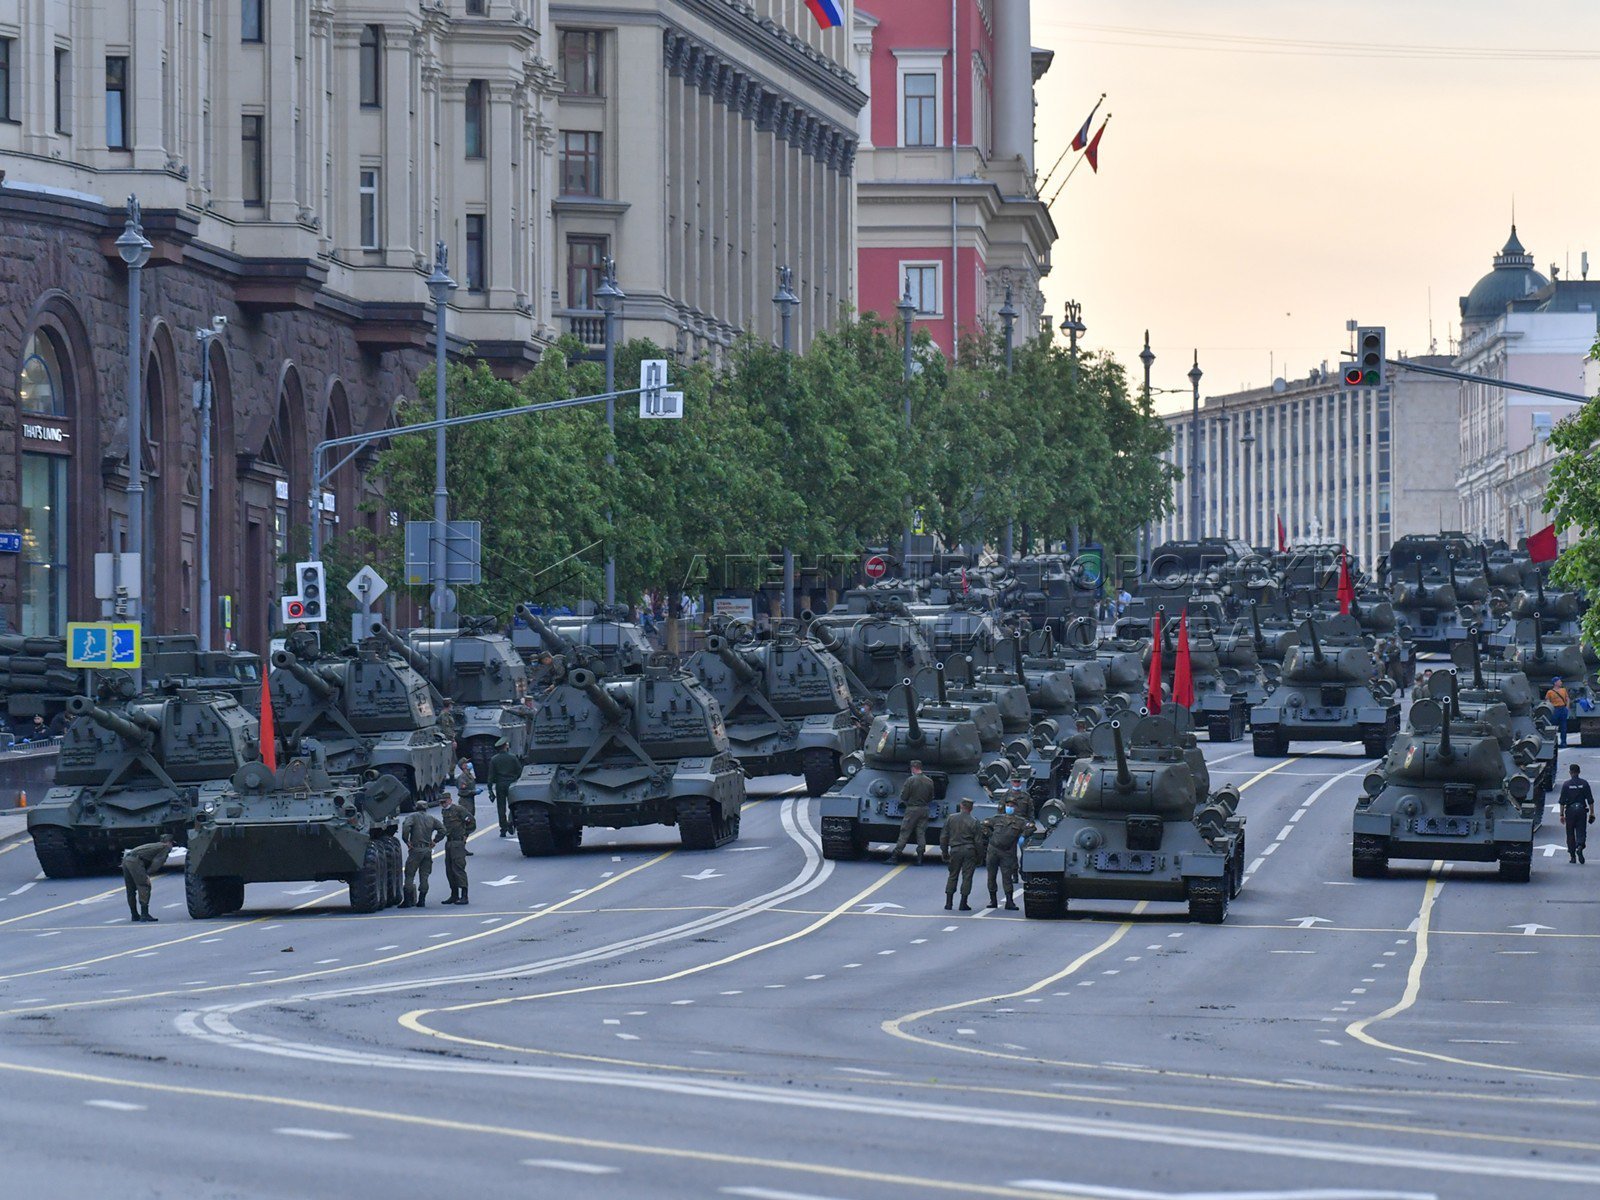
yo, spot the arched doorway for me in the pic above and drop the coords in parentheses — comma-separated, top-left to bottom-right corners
(204, 337, 240, 647)
(144, 322, 194, 634)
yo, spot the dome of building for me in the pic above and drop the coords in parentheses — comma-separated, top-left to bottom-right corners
(1459, 225, 1548, 325)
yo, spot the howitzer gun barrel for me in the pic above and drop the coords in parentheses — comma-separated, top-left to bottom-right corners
(66, 695, 157, 744)
(370, 622, 439, 682)
(570, 668, 629, 724)
(516, 605, 580, 661)
(270, 649, 339, 698)
(706, 635, 760, 685)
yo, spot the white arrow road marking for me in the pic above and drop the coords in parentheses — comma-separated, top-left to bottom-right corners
(281, 885, 322, 896)
(1287, 917, 1332, 929)
(1509, 923, 1553, 936)
(9, 882, 35, 896)
(682, 868, 723, 881)
(481, 875, 521, 888)
(855, 902, 905, 915)
(1539, 844, 1566, 857)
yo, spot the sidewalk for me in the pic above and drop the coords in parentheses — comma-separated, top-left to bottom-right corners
(0, 805, 28, 845)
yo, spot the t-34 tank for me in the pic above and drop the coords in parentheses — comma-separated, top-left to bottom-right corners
(508, 664, 745, 854)
(27, 689, 257, 878)
(1020, 709, 1244, 923)
(1449, 637, 1557, 812)
(1351, 698, 1538, 881)
(1250, 615, 1399, 758)
(1058, 618, 1139, 720)
(373, 620, 531, 780)
(686, 629, 862, 796)
(269, 638, 454, 805)
(184, 743, 409, 917)
(819, 674, 1005, 860)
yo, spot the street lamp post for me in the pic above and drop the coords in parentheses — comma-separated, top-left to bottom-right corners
(1063, 300, 1086, 555)
(773, 266, 799, 618)
(426, 242, 457, 630)
(999, 281, 1018, 560)
(1187, 351, 1203, 541)
(897, 285, 916, 576)
(1240, 423, 1257, 546)
(1139, 331, 1155, 572)
(596, 259, 626, 608)
(195, 320, 227, 651)
(115, 196, 152, 689)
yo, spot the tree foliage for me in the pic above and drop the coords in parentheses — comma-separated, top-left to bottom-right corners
(1543, 348, 1600, 646)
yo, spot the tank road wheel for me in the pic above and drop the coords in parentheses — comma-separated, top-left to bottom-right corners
(1022, 873, 1067, 920)
(801, 748, 841, 797)
(1352, 833, 1389, 879)
(349, 840, 385, 913)
(1497, 841, 1533, 883)
(387, 836, 404, 904)
(30, 827, 85, 879)
(1252, 729, 1285, 758)
(678, 798, 735, 850)
(1187, 876, 1230, 924)
(186, 869, 241, 920)
(820, 816, 865, 861)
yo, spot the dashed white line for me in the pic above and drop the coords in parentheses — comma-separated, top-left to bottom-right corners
(274, 1127, 351, 1141)
(805, 974, 826, 980)
(85, 1099, 146, 1112)
(523, 1159, 620, 1175)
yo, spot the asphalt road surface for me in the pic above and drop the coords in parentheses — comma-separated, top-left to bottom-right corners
(0, 738, 1596, 1200)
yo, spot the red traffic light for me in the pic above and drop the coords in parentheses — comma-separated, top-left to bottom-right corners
(1343, 366, 1364, 387)
(286, 599, 306, 619)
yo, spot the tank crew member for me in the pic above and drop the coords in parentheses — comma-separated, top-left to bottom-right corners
(399, 800, 445, 908)
(982, 800, 1035, 911)
(1546, 678, 1571, 748)
(121, 832, 175, 923)
(887, 760, 936, 863)
(1559, 762, 1595, 864)
(439, 791, 477, 904)
(940, 798, 984, 911)
(1005, 775, 1034, 821)
(1064, 718, 1093, 761)
(489, 738, 523, 838)
(437, 699, 460, 747)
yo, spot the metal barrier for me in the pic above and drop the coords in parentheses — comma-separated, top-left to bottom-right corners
(0, 738, 60, 807)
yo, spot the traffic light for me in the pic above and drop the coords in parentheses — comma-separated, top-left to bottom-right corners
(294, 560, 327, 623)
(1342, 326, 1385, 388)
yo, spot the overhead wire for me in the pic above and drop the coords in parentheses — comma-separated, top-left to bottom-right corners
(1057, 22, 1600, 62)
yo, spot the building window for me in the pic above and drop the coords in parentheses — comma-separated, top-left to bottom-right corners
(464, 214, 485, 292)
(19, 333, 66, 416)
(358, 168, 380, 248)
(359, 25, 381, 107)
(241, 113, 264, 205)
(560, 30, 603, 96)
(106, 56, 129, 149)
(901, 263, 941, 316)
(466, 0, 487, 13)
(20, 454, 68, 637)
(0, 38, 12, 122)
(566, 235, 606, 309)
(559, 131, 602, 196)
(242, 0, 264, 43)
(464, 79, 486, 158)
(54, 49, 70, 134)
(902, 72, 937, 147)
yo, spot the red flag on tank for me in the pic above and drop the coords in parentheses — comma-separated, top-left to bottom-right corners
(1527, 523, 1560, 564)
(1337, 548, 1355, 616)
(258, 673, 276, 771)
(1277, 515, 1288, 554)
(1146, 611, 1164, 714)
(1172, 609, 1195, 709)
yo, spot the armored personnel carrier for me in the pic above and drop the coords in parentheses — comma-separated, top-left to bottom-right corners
(819, 675, 1007, 860)
(686, 629, 862, 795)
(269, 637, 454, 805)
(1021, 709, 1244, 923)
(1351, 698, 1539, 881)
(184, 743, 409, 917)
(807, 605, 933, 704)
(373, 620, 531, 779)
(1250, 615, 1399, 758)
(509, 664, 744, 854)
(27, 690, 257, 878)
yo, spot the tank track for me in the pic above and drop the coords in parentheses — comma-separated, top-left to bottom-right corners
(1351, 833, 1388, 878)
(801, 748, 840, 798)
(678, 798, 739, 850)
(31, 827, 84, 879)
(1022, 872, 1067, 920)
(513, 804, 582, 856)
(1496, 841, 1532, 883)
(1187, 876, 1229, 924)
(1251, 728, 1287, 757)
(820, 816, 864, 860)
(1229, 832, 1246, 898)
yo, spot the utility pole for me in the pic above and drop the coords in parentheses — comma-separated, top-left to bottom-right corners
(597, 259, 626, 608)
(1139, 331, 1155, 572)
(898, 285, 916, 576)
(1063, 300, 1086, 556)
(773, 266, 799, 618)
(426, 242, 456, 630)
(195, 319, 227, 651)
(999, 282, 1018, 562)
(1188, 351, 1203, 541)
(114, 196, 152, 689)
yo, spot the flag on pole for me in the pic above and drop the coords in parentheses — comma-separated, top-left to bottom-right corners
(1336, 547, 1355, 616)
(804, 0, 843, 29)
(1084, 117, 1109, 173)
(259, 673, 277, 771)
(1070, 94, 1106, 151)
(1172, 609, 1194, 709)
(1277, 515, 1288, 554)
(1146, 611, 1164, 715)
(1527, 522, 1560, 564)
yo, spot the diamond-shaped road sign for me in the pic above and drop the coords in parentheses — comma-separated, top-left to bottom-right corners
(347, 565, 389, 604)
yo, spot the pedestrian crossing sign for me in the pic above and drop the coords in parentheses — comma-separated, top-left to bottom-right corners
(67, 622, 142, 669)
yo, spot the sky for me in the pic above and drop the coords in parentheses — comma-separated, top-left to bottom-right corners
(1030, 0, 1600, 413)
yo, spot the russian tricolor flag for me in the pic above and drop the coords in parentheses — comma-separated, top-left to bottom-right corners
(806, 0, 844, 29)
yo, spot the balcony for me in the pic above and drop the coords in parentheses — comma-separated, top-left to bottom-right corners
(561, 308, 605, 347)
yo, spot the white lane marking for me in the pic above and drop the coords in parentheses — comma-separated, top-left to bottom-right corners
(1288, 809, 1307, 824)
(1271, 950, 1315, 955)
(1260, 843, 1280, 857)
(1011, 1184, 1436, 1200)
(671, 999, 694, 1006)
(274, 1127, 351, 1141)
(1318, 1040, 1342, 1047)
(1450, 1039, 1518, 1045)
(85, 1099, 146, 1112)
(249, 970, 276, 976)
(877, 950, 895, 956)
(842, 963, 862, 969)
(722, 1188, 852, 1200)
(523, 1159, 620, 1175)
(1461, 1000, 1509, 1005)
(603, 1019, 621, 1026)
(911, 938, 928, 944)
(835, 1067, 892, 1077)
(1275, 828, 1293, 842)
(805, 974, 825, 980)
(34, 931, 58, 938)
(132, 952, 158, 959)
(957, 1028, 976, 1035)
(764, 984, 785, 990)
(376, 944, 400, 951)
(942, 925, 959, 932)
(1123, 956, 1142, 962)
(615, 1033, 640, 1041)
(428, 933, 450, 939)
(9, 883, 36, 896)
(720, 990, 743, 995)
(1325, 1103, 1413, 1116)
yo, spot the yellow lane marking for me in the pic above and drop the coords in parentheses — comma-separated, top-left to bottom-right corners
(398, 865, 905, 1061)
(0, 1057, 1080, 1200)
(1346, 869, 1600, 1082)
(0, 837, 30, 856)
(0, 852, 671, 1018)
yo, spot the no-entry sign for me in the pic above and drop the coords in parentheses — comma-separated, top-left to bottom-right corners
(863, 555, 888, 580)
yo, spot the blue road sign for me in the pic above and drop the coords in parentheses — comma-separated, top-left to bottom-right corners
(66, 622, 142, 669)
(0, 532, 21, 554)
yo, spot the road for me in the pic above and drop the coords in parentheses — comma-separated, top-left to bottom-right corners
(0, 738, 1595, 1200)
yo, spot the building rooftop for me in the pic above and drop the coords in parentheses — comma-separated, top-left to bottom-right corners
(1460, 225, 1549, 325)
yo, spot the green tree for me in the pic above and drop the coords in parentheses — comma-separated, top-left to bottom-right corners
(1543, 358, 1600, 645)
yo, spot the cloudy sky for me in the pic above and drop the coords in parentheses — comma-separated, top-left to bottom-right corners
(1030, 1, 1600, 412)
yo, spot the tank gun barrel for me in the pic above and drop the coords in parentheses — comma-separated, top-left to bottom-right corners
(705, 634, 760, 685)
(935, 662, 948, 705)
(1012, 633, 1027, 686)
(516, 605, 580, 661)
(270, 649, 339, 698)
(900, 678, 923, 743)
(1414, 559, 1426, 602)
(1250, 603, 1266, 654)
(66, 695, 157, 745)
(1306, 617, 1325, 665)
(370, 622, 441, 684)
(1111, 721, 1133, 792)
(570, 668, 629, 724)
(1536, 571, 1547, 612)
(1533, 613, 1545, 660)
(1438, 699, 1454, 760)
(1468, 631, 1485, 690)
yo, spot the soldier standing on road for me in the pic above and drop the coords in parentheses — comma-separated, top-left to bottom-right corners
(1559, 762, 1595, 864)
(438, 791, 477, 904)
(940, 798, 984, 911)
(399, 800, 445, 908)
(887, 760, 936, 863)
(982, 800, 1035, 911)
(1546, 677, 1572, 748)
(454, 756, 479, 855)
(438, 700, 459, 749)
(121, 832, 174, 922)
(489, 737, 522, 838)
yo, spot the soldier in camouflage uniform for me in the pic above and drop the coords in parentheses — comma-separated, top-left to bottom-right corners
(399, 799, 445, 908)
(121, 832, 175, 922)
(982, 799, 1035, 911)
(489, 737, 523, 837)
(940, 797, 985, 911)
(437, 700, 459, 750)
(438, 791, 477, 905)
(887, 760, 936, 863)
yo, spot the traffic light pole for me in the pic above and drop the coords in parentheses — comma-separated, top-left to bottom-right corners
(1383, 358, 1591, 404)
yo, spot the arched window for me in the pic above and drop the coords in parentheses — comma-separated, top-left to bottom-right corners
(18, 333, 65, 415)
(17, 331, 70, 634)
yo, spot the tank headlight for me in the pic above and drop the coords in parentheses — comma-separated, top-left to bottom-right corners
(843, 759, 860, 777)
(869, 779, 892, 798)
(1074, 827, 1102, 850)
